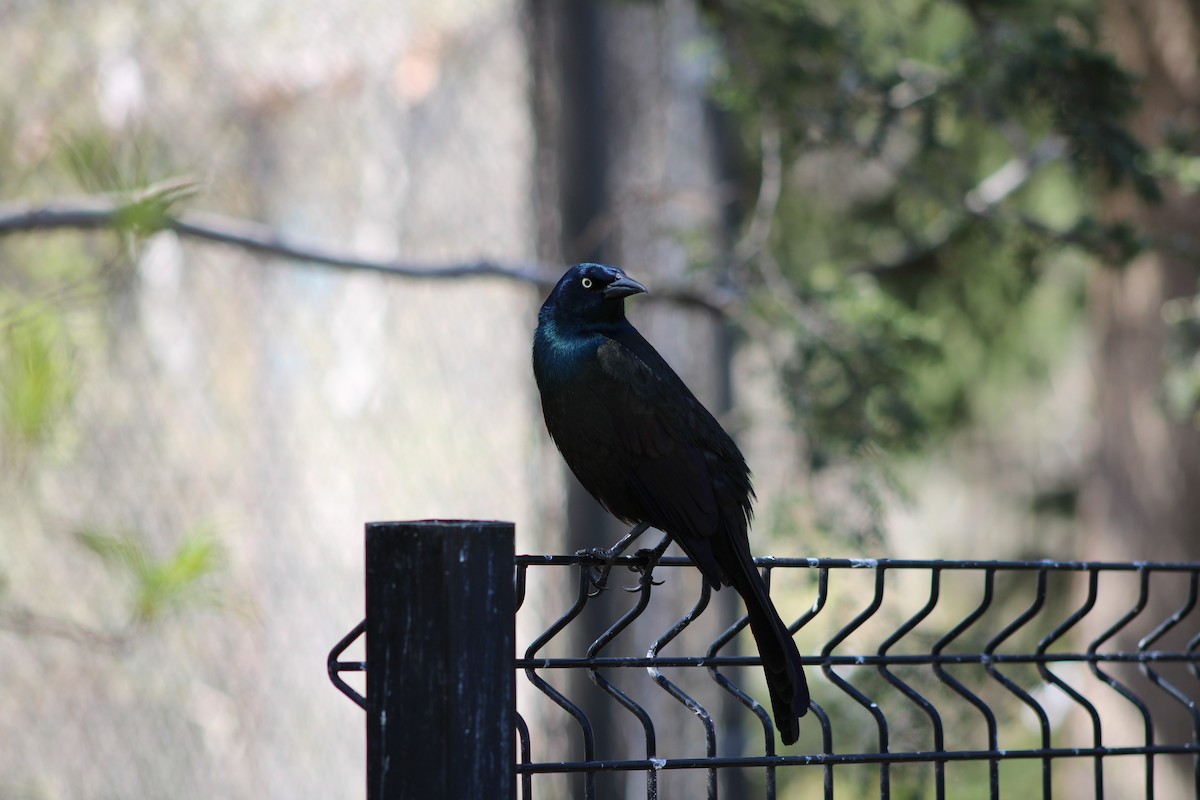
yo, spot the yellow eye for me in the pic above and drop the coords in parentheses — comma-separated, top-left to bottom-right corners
(581, 277, 594, 289)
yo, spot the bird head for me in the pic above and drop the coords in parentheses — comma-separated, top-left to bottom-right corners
(538, 263, 648, 327)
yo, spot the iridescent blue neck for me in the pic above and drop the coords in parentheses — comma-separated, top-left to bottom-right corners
(533, 318, 610, 391)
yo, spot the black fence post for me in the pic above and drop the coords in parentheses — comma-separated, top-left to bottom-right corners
(365, 519, 515, 800)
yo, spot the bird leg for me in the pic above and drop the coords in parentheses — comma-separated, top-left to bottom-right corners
(576, 521, 650, 595)
(624, 533, 673, 592)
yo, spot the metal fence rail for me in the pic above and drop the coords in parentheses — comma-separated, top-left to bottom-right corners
(329, 522, 1200, 800)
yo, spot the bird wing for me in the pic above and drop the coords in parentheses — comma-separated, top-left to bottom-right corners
(594, 337, 735, 584)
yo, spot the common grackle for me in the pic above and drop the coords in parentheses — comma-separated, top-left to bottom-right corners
(532, 263, 810, 745)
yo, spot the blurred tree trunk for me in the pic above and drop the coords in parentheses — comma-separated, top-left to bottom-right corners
(530, 3, 622, 797)
(1082, 1, 1200, 797)
(530, 1, 743, 797)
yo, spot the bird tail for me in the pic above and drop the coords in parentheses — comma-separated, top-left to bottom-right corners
(730, 555, 810, 746)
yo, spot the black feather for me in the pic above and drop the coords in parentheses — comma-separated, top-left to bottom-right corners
(533, 263, 810, 744)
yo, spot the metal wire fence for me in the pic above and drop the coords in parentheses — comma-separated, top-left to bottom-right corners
(330, 525, 1200, 800)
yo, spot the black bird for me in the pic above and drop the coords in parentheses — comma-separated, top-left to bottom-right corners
(532, 262, 810, 745)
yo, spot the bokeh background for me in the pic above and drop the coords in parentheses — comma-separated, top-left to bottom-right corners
(2, 0, 1198, 797)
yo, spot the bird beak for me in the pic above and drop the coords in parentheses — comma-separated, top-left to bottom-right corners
(603, 275, 648, 299)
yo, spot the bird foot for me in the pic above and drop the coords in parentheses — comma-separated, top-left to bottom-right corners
(622, 538, 671, 593)
(575, 522, 653, 596)
(575, 545, 623, 596)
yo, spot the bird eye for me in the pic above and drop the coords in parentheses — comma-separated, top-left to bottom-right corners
(581, 277, 594, 289)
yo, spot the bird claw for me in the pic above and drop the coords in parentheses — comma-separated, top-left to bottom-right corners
(576, 546, 621, 595)
(622, 575, 664, 593)
(621, 546, 667, 592)
(575, 524, 659, 596)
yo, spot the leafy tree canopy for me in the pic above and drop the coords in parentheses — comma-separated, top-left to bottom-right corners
(702, 0, 1171, 466)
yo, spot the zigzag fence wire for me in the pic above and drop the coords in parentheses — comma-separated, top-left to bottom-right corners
(330, 534, 1200, 799)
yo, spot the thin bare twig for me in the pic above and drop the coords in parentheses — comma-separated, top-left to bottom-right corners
(730, 107, 832, 344)
(732, 105, 784, 272)
(0, 196, 735, 316)
(851, 135, 1067, 276)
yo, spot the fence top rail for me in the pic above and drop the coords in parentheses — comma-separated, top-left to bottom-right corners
(515, 554, 1200, 572)
(514, 743, 1200, 775)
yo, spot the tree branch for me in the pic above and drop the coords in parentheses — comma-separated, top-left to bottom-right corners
(0, 196, 736, 316)
(851, 135, 1067, 276)
(732, 105, 784, 271)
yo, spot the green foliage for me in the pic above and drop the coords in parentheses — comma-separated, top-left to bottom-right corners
(0, 300, 76, 448)
(1148, 121, 1200, 194)
(114, 178, 200, 237)
(1163, 292, 1200, 425)
(58, 125, 177, 195)
(0, 113, 219, 644)
(703, 0, 1158, 472)
(0, 281, 228, 639)
(57, 124, 197, 241)
(764, 275, 942, 464)
(76, 526, 226, 624)
(994, 28, 1160, 201)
